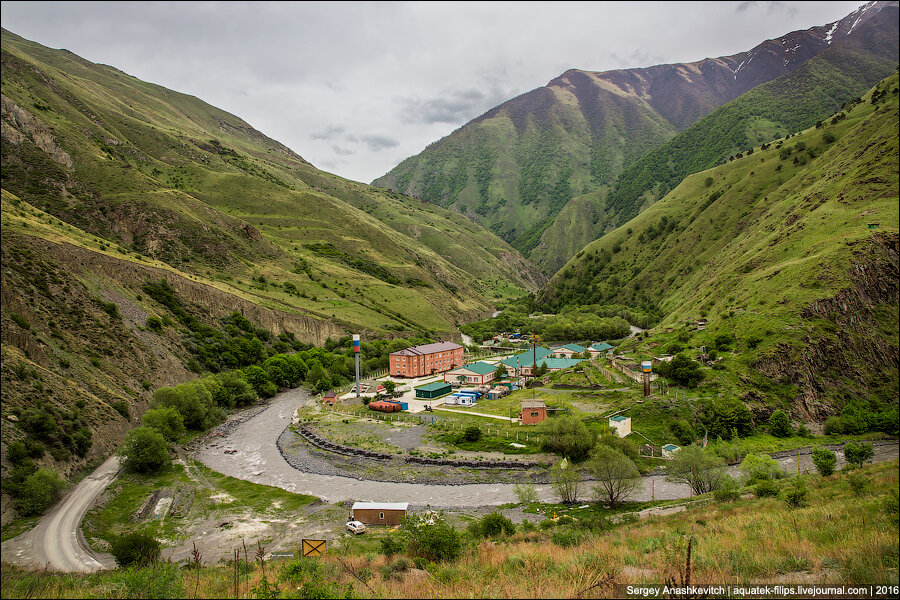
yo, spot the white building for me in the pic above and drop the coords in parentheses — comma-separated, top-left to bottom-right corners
(609, 415, 632, 437)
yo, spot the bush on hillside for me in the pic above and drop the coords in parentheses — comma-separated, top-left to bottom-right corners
(843, 442, 875, 468)
(768, 410, 793, 438)
(666, 445, 726, 495)
(119, 427, 170, 474)
(541, 416, 595, 462)
(110, 532, 161, 567)
(14, 468, 65, 516)
(140, 407, 186, 442)
(754, 479, 780, 498)
(714, 474, 741, 502)
(403, 513, 461, 562)
(812, 447, 837, 476)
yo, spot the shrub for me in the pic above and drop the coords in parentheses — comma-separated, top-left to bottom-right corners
(520, 519, 537, 533)
(119, 427, 170, 474)
(812, 447, 837, 476)
(513, 483, 539, 504)
(110, 532, 161, 567)
(379, 535, 405, 557)
(541, 416, 595, 462)
(782, 478, 809, 508)
(551, 458, 583, 504)
(111, 401, 130, 420)
(477, 513, 516, 537)
(847, 471, 870, 496)
(403, 513, 461, 562)
(754, 479, 780, 498)
(768, 410, 793, 438)
(714, 474, 741, 502)
(739, 453, 783, 484)
(843, 442, 874, 468)
(145, 316, 163, 333)
(462, 426, 482, 442)
(550, 527, 584, 548)
(589, 445, 641, 509)
(15, 468, 65, 516)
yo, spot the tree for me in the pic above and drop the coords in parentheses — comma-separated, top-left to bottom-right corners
(551, 458, 583, 504)
(843, 441, 874, 468)
(812, 447, 837, 476)
(119, 427, 170, 474)
(382, 380, 397, 396)
(768, 410, 793, 438)
(462, 426, 482, 442)
(403, 512, 461, 562)
(15, 468, 65, 516)
(588, 446, 641, 509)
(494, 364, 507, 381)
(541, 416, 595, 462)
(661, 354, 704, 387)
(141, 407, 185, 442)
(666, 445, 726, 495)
(152, 381, 220, 430)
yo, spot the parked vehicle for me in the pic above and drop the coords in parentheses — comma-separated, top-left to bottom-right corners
(346, 521, 367, 534)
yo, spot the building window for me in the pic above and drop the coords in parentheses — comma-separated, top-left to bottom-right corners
(379, 512, 385, 520)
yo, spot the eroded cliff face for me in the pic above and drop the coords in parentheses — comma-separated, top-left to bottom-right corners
(754, 233, 899, 421)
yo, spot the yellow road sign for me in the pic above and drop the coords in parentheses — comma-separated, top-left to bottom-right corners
(302, 539, 326, 557)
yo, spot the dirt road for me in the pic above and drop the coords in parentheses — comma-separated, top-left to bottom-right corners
(1, 455, 119, 572)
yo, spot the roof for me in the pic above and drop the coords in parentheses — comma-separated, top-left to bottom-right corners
(449, 362, 496, 376)
(521, 399, 546, 409)
(500, 347, 554, 368)
(662, 444, 680, 451)
(418, 381, 451, 392)
(591, 342, 614, 351)
(558, 344, 586, 353)
(352, 502, 409, 511)
(610, 415, 630, 422)
(536, 358, 584, 370)
(391, 341, 463, 356)
(324, 391, 337, 398)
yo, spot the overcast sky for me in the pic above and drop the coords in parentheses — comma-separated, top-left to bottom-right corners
(1, 1, 865, 183)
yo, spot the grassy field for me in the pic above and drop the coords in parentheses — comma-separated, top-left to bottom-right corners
(3, 460, 896, 598)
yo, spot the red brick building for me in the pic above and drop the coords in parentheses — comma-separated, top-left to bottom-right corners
(519, 399, 547, 425)
(389, 341, 464, 378)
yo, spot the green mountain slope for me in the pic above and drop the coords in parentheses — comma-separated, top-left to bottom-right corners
(604, 3, 899, 231)
(374, 2, 898, 275)
(0, 28, 541, 339)
(538, 73, 899, 420)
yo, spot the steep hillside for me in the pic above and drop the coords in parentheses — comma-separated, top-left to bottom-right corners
(0, 29, 541, 337)
(0, 29, 540, 499)
(374, 1, 898, 274)
(538, 74, 899, 421)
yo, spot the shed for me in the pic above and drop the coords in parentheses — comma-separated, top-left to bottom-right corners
(351, 502, 408, 525)
(323, 391, 338, 405)
(520, 399, 547, 425)
(662, 444, 681, 459)
(609, 415, 632, 437)
(415, 381, 452, 399)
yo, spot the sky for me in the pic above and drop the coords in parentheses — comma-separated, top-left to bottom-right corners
(1, 1, 865, 184)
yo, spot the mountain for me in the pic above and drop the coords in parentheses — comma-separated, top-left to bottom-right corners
(0, 29, 540, 479)
(537, 73, 899, 420)
(373, 1, 899, 274)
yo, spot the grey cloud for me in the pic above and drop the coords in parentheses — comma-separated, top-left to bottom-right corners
(736, 1, 757, 12)
(331, 145, 355, 156)
(310, 125, 346, 141)
(399, 86, 513, 125)
(359, 135, 399, 151)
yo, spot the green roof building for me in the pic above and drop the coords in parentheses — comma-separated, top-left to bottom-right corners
(415, 381, 452, 399)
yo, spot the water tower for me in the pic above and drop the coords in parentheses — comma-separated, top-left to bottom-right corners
(641, 360, 652, 397)
(353, 334, 361, 397)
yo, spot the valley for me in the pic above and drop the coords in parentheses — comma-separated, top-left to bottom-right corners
(1, 3, 898, 597)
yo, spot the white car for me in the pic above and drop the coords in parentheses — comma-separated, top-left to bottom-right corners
(346, 520, 367, 535)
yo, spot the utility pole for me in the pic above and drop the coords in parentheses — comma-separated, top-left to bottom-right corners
(353, 334, 361, 398)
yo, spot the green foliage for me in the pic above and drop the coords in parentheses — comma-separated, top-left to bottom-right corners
(656, 354, 703, 388)
(713, 474, 741, 502)
(698, 398, 754, 440)
(152, 381, 222, 430)
(847, 471, 870, 496)
(666, 445, 726, 495)
(14, 468, 65, 516)
(513, 483, 539, 504)
(768, 410, 793, 438)
(109, 532, 162, 567)
(843, 442, 875, 468)
(588, 445, 641, 508)
(754, 479, 781, 497)
(402, 512, 462, 562)
(103, 563, 184, 599)
(812, 447, 837, 476)
(140, 407, 186, 442)
(782, 478, 809, 508)
(461, 426, 482, 443)
(739, 453, 783, 484)
(304, 242, 401, 285)
(473, 513, 516, 538)
(379, 535, 405, 557)
(111, 401, 130, 419)
(541, 416, 595, 462)
(550, 458, 583, 504)
(118, 427, 170, 474)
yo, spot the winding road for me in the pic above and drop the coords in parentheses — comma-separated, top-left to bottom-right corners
(3, 384, 896, 574)
(1, 454, 119, 572)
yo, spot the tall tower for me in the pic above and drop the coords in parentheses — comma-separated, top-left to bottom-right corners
(353, 334, 361, 398)
(641, 360, 652, 397)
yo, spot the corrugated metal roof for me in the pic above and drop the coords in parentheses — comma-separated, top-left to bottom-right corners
(662, 444, 680, 451)
(352, 502, 409, 511)
(418, 381, 451, 391)
(610, 415, 629, 422)
(521, 399, 546, 408)
(448, 362, 496, 375)
(390, 341, 463, 356)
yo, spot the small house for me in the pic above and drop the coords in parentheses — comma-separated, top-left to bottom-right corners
(323, 391, 338, 405)
(415, 381, 452, 399)
(609, 415, 632, 437)
(587, 342, 614, 357)
(351, 502, 408, 525)
(662, 444, 681, 459)
(520, 399, 547, 425)
(553, 344, 586, 359)
(443, 362, 498, 386)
